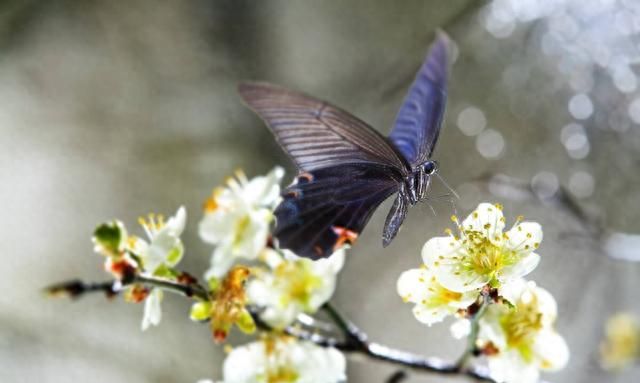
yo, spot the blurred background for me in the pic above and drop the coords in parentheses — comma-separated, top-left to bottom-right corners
(2, 0, 640, 382)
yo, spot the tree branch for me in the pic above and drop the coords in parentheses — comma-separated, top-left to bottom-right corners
(47, 275, 496, 382)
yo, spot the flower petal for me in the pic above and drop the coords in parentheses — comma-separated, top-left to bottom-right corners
(397, 268, 429, 303)
(205, 245, 237, 279)
(499, 252, 540, 283)
(243, 166, 285, 208)
(450, 319, 471, 339)
(506, 221, 543, 254)
(534, 330, 570, 371)
(198, 210, 238, 245)
(412, 304, 449, 326)
(141, 289, 163, 331)
(461, 203, 506, 244)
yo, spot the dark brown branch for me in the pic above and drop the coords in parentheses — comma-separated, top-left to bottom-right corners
(48, 277, 498, 381)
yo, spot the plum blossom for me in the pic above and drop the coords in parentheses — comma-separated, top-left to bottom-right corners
(455, 280, 569, 383)
(247, 248, 345, 329)
(397, 266, 477, 326)
(199, 167, 284, 279)
(423, 202, 542, 296)
(129, 206, 187, 274)
(222, 336, 346, 383)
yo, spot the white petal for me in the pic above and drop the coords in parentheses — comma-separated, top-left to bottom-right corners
(205, 246, 236, 279)
(488, 349, 540, 383)
(531, 285, 558, 324)
(461, 203, 506, 244)
(146, 231, 183, 271)
(223, 341, 266, 382)
(450, 319, 471, 339)
(198, 210, 237, 245)
(397, 268, 429, 303)
(243, 166, 284, 208)
(498, 278, 528, 305)
(499, 252, 540, 284)
(324, 249, 346, 273)
(232, 211, 270, 259)
(422, 236, 487, 292)
(412, 304, 449, 326)
(478, 312, 508, 350)
(166, 206, 187, 236)
(506, 221, 543, 254)
(534, 330, 570, 371)
(141, 289, 163, 331)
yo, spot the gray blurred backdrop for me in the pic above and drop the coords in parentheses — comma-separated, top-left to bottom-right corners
(2, 1, 640, 382)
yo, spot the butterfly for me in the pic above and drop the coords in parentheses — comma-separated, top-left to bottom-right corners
(238, 32, 451, 259)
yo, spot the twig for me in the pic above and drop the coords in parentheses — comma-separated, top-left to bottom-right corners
(47, 277, 495, 382)
(456, 290, 491, 369)
(321, 303, 496, 382)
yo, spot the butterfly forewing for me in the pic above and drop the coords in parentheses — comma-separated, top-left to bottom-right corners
(389, 32, 450, 167)
(238, 82, 409, 174)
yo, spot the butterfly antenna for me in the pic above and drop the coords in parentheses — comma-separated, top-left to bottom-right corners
(435, 173, 460, 200)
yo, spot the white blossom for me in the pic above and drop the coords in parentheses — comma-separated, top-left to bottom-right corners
(476, 280, 569, 383)
(247, 248, 345, 329)
(397, 267, 477, 326)
(423, 203, 541, 296)
(128, 207, 186, 330)
(223, 337, 346, 383)
(130, 206, 187, 274)
(200, 167, 284, 279)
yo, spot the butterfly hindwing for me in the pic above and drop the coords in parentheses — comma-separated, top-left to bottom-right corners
(274, 164, 400, 259)
(238, 82, 409, 174)
(389, 31, 450, 166)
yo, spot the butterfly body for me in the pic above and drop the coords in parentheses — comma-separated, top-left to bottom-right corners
(239, 32, 451, 259)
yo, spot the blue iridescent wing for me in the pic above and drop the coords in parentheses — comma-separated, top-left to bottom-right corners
(238, 82, 409, 174)
(274, 164, 399, 259)
(389, 31, 451, 166)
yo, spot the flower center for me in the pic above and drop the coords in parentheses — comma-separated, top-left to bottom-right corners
(232, 215, 251, 249)
(425, 282, 463, 308)
(500, 295, 544, 361)
(274, 260, 322, 309)
(462, 231, 517, 282)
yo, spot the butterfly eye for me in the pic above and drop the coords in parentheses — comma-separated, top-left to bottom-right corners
(423, 160, 438, 175)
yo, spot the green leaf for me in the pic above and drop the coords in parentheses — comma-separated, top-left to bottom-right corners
(190, 301, 212, 321)
(93, 221, 126, 256)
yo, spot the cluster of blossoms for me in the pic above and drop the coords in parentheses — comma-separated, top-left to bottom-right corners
(195, 167, 347, 382)
(72, 167, 574, 383)
(87, 167, 348, 382)
(397, 203, 569, 383)
(92, 206, 188, 330)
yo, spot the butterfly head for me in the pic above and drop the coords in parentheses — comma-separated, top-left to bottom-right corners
(404, 160, 438, 205)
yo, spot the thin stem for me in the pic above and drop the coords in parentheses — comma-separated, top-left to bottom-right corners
(321, 303, 496, 382)
(456, 291, 491, 369)
(134, 274, 208, 301)
(48, 278, 496, 381)
(45, 274, 209, 301)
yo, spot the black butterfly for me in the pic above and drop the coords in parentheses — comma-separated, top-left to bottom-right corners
(238, 32, 451, 259)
